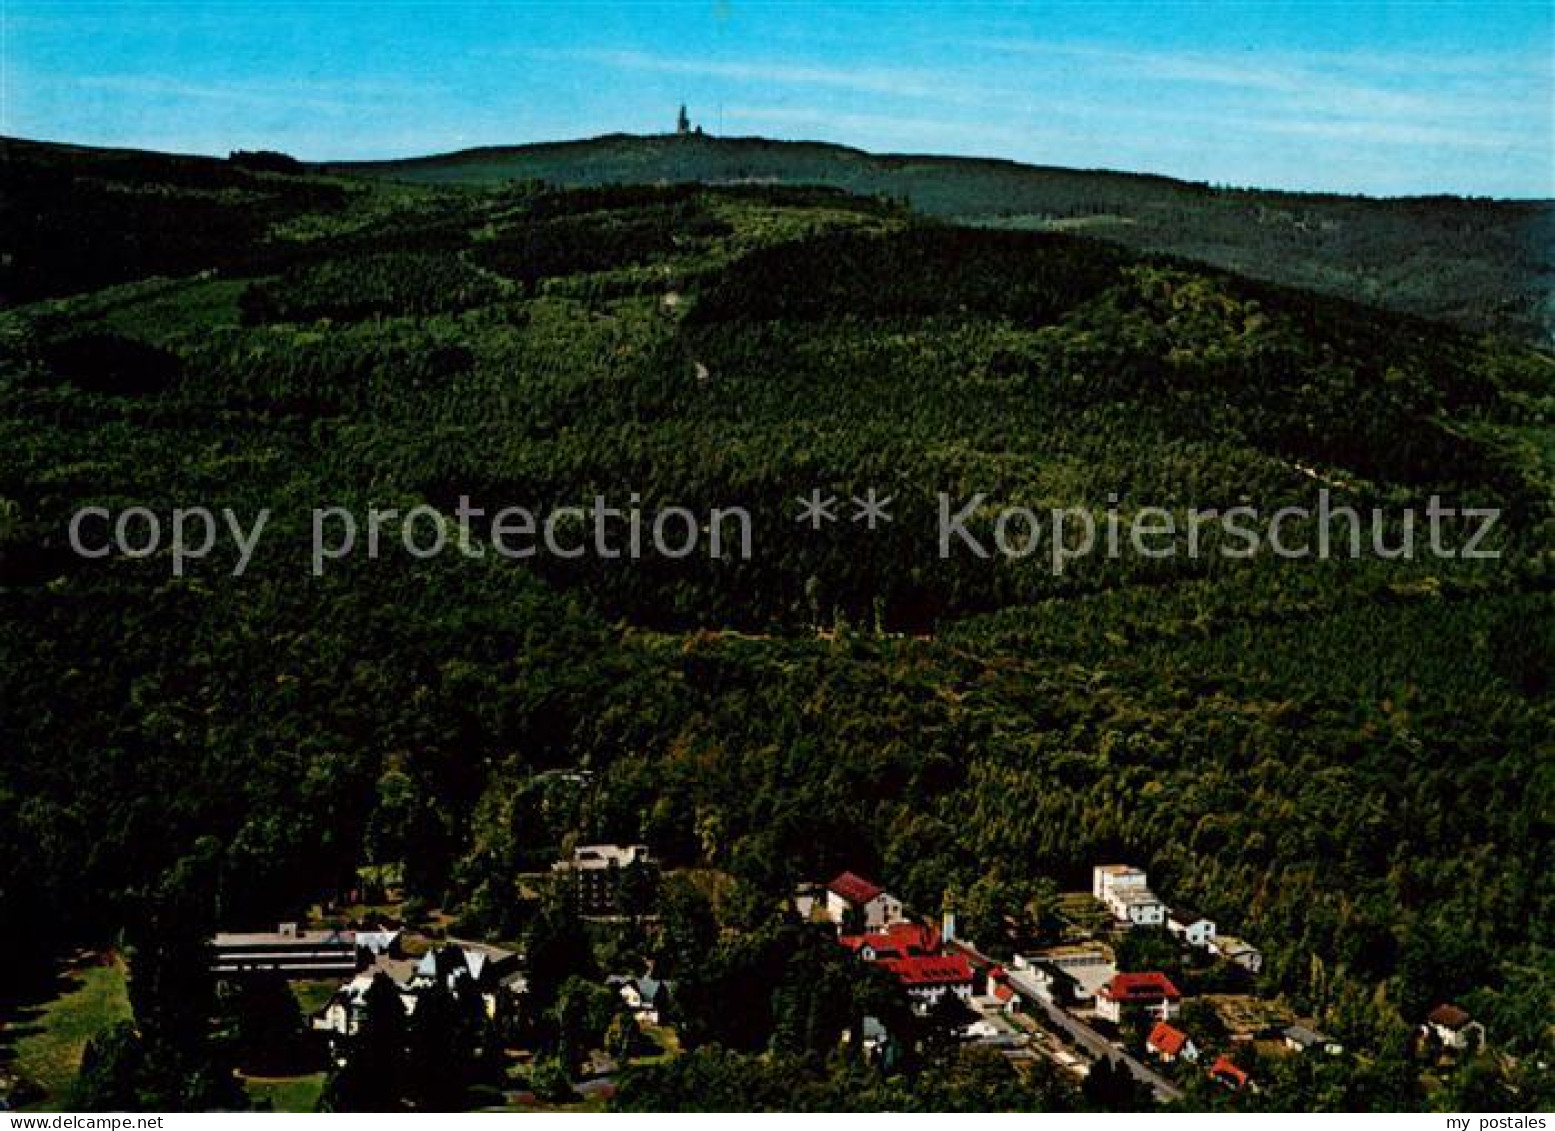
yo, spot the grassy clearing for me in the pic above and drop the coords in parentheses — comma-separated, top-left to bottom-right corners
(243, 1071, 326, 1112)
(290, 978, 341, 1018)
(1205, 993, 1294, 1038)
(6, 955, 131, 1109)
(635, 1023, 682, 1065)
(1055, 892, 1114, 933)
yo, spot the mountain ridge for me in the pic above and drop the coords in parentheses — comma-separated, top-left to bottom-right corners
(323, 131, 1551, 348)
(5, 131, 1553, 345)
(325, 130, 1547, 203)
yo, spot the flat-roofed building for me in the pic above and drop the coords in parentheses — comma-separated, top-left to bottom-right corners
(1092, 865, 1166, 926)
(211, 922, 358, 979)
(1019, 943, 1116, 1001)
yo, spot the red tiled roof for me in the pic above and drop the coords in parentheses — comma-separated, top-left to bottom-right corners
(827, 871, 884, 905)
(1148, 1022, 1190, 1056)
(1100, 972, 1182, 1003)
(1209, 1056, 1249, 1089)
(992, 983, 1015, 1003)
(838, 921, 941, 958)
(878, 953, 974, 988)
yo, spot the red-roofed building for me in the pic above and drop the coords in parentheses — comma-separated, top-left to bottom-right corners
(838, 921, 941, 961)
(1147, 1021, 1199, 1063)
(877, 953, 975, 1011)
(1096, 972, 1182, 1023)
(986, 966, 1021, 1014)
(829, 871, 882, 905)
(824, 871, 905, 931)
(1208, 1056, 1250, 1091)
(835, 917, 972, 1014)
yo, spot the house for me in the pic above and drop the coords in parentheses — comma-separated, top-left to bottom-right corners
(856, 1015, 906, 1067)
(1424, 1005, 1485, 1051)
(410, 941, 519, 992)
(354, 928, 402, 958)
(1166, 907, 1216, 949)
(1110, 887, 1167, 928)
(1147, 1021, 1199, 1063)
(837, 922, 941, 961)
(876, 953, 975, 1013)
(499, 969, 530, 1005)
(316, 943, 526, 1039)
(835, 912, 970, 1014)
(793, 883, 823, 921)
(1212, 935, 1264, 974)
(552, 844, 658, 916)
(407, 943, 525, 1023)
(976, 966, 1022, 1014)
(608, 975, 675, 1025)
(1092, 865, 1166, 927)
(211, 923, 359, 979)
(988, 977, 1021, 1014)
(1208, 1055, 1250, 1091)
(1095, 972, 1182, 1023)
(1282, 1024, 1342, 1055)
(823, 871, 905, 931)
(315, 971, 419, 1040)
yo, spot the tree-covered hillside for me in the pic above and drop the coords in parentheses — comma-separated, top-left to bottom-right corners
(325, 132, 1555, 346)
(0, 138, 1551, 1111)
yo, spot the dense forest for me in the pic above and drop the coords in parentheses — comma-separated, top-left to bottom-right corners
(0, 136, 1551, 1111)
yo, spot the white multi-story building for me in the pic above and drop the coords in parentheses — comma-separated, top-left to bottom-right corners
(1092, 865, 1166, 926)
(878, 954, 974, 1014)
(1094, 972, 1182, 1023)
(552, 843, 658, 915)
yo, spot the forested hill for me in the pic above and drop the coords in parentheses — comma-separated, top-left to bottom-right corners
(0, 137, 1552, 1110)
(326, 132, 1555, 346)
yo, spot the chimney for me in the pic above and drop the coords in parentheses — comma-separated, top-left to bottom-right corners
(941, 910, 956, 944)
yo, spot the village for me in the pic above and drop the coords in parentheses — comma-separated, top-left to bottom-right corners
(192, 849, 1487, 1109)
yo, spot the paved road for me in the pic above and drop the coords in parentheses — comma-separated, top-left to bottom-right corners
(952, 940, 1183, 1104)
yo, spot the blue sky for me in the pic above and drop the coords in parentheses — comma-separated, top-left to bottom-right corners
(4, 1, 1551, 196)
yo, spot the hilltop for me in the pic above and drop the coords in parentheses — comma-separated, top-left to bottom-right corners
(326, 132, 1555, 345)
